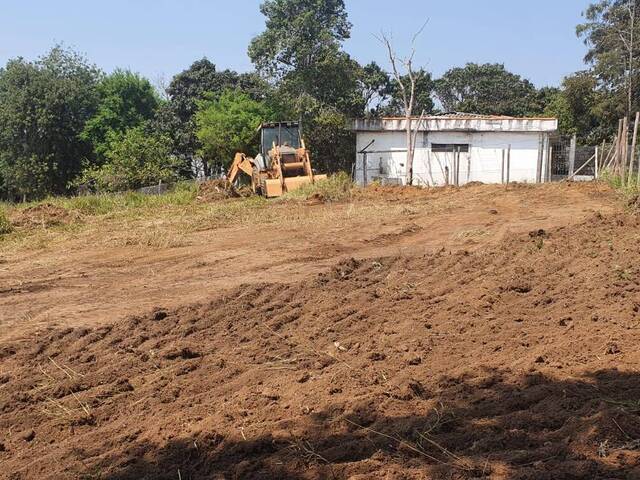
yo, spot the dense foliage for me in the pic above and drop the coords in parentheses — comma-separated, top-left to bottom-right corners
(0, 47, 101, 200)
(77, 126, 179, 192)
(81, 70, 159, 162)
(195, 90, 272, 170)
(0, 0, 634, 200)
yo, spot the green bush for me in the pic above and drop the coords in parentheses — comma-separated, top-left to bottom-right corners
(77, 126, 181, 193)
(281, 171, 353, 202)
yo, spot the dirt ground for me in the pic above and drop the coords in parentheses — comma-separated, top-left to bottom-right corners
(0, 182, 614, 342)
(3, 182, 640, 479)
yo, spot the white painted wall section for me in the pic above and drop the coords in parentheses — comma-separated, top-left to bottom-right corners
(354, 119, 554, 186)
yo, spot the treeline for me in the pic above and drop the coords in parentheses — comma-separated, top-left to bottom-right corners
(0, 0, 633, 201)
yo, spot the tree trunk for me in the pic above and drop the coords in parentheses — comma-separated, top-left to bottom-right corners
(406, 115, 413, 185)
(628, 0, 636, 118)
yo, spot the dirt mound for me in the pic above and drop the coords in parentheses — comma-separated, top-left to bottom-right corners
(11, 203, 77, 228)
(2, 211, 640, 479)
(357, 183, 436, 202)
(196, 179, 246, 202)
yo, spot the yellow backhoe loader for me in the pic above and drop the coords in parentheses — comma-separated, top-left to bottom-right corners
(227, 121, 327, 197)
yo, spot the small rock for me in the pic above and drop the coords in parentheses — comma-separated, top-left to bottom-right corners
(488, 209, 499, 215)
(261, 390, 280, 401)
(297, 373, 310, 384)
(407, 356, 422, 366)
(152, 309, 168, 321)
(22, 430, 35, 442)
(0, 442, 6, 452)
(558, 318, 567, 327)
(368, 352, 386, 361)
(534, 356, 545, 364)
(333, 341, 347, 351)
(529, 229, 549, 239)
(408, 381, 426, 399)
(605, 343, 621, 355)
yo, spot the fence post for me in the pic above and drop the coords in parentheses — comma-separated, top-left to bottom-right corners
(455, 146, 461, 186)
(506, 144, 511, 185)
(628, 112, 639, 186)
(568, 134, 577, 178)
(536, 134, 543, 183)
(362, 152, 368, 187)
(501, 149, 505, 184)
(595, 146, 599, 180)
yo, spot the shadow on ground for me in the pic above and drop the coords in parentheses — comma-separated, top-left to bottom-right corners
(97, 369, 640, 480)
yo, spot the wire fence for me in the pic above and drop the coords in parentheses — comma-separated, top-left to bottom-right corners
(550, 136, 597, 179)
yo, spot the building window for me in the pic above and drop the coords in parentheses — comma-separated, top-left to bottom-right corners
(431, 143, 469, 153)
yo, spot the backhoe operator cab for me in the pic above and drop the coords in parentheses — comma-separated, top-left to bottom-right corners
(227, 121, 326, 198)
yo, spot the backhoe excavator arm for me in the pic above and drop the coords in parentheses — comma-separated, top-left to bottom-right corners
(227, 153, 255, 185)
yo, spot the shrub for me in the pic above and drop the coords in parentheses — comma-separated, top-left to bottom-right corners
(77, 126, 180, 193)
(281, 171, 353, 202)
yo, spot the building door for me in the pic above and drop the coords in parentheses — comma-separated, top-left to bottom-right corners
(430, 143, 470, 185)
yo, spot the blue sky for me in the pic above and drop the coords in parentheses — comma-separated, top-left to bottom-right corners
(1, 0, 591, 88)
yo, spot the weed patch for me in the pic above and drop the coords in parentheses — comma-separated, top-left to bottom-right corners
(280, 172, 353, 202)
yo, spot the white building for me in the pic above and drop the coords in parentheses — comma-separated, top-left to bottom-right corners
(352, 114, 558, 186)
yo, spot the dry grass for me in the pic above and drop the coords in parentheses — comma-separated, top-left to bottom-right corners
(279, 172, 354, 202)
(0, 181, 413, 257)
(0, 176, 491, 257)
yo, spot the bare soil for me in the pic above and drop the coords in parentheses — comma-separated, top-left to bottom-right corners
(3, 182, 639, 479)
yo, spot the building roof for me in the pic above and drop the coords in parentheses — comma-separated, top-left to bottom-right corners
(353, 115, 558, 133)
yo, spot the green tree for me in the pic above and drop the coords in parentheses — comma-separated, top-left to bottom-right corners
(359, 61, 392, 115)
(249, 0, 363, 117)
(385, 69, 435, 116)
(544, 72, 610, 143)
(435, 63, 544, 116)
(195, 90, 272, 171)
(155, 59, 270, 174)
(81, 69, 159, 161)
(577, 0, 640, 117)
(248, 0, 351, 77)
(0, 46, 102, 200)
(305, 109, 354, 173)
(78, 126, 179, 192)
(249, 0, 363, 174)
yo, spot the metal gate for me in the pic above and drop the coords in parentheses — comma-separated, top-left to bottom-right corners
(550, 136, 596, 179)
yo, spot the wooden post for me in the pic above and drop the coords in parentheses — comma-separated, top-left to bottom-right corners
(455, 146, 461, 186)
(362, 151, 368, 187)
(595, 145, 599, 180)
(506, 144, 511, 185)
(536, 135, 544, 183)
(567, 153, 596, 180)
(622, 116, 629, 180)
(615, 119, 623, 174)
(568, 134, 577, 178)
(629, 112, 639, 186)
(501, 149, 505, 184)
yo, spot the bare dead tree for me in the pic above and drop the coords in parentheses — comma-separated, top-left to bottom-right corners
(613, 0, 639, 118)
(622, 0, 638, 118)
(377, 23, 427, 186)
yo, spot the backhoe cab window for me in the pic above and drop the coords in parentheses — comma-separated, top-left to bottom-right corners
(261, 124, 301, 155)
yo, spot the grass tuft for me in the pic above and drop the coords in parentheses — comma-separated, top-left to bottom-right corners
(280, 172, 353, 202)
(0, 207, 12, 235)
